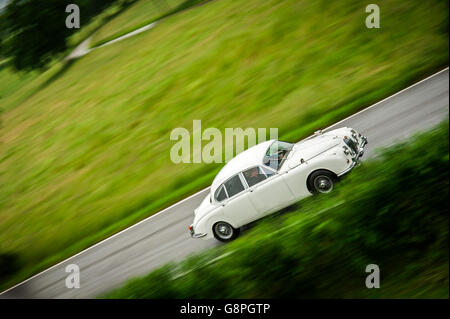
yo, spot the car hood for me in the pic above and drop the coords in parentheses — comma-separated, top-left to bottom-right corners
(284, 134, 341, 169)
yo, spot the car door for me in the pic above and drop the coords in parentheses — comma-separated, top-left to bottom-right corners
(221, 174, 259, 226)
(243, 166, 295, 216)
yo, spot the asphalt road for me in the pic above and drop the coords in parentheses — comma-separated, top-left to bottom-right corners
(1, 68, 448, 299)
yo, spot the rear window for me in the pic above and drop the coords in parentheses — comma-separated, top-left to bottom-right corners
(224, 175, 245, 198)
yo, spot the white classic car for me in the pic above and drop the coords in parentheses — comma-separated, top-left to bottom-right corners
(189, 127, 367, 242)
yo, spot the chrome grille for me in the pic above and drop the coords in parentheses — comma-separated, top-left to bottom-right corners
(344, 137, 358, 154)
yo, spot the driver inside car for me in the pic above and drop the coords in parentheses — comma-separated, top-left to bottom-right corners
(245, 167, 266, 187)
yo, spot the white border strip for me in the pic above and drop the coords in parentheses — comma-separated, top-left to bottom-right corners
(1, 66, 448, 296)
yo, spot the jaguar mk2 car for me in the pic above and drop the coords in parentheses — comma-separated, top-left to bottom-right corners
(189, 127, 367, 242)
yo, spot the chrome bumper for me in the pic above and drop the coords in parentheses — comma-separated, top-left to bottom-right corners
(338, 135, 367, 177)
(189, 224, 206, 239)
(357, 135, 368, 157)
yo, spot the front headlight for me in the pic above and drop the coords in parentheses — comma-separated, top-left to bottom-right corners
(343, 145, 351, 155)
(350, 129, 358, 140)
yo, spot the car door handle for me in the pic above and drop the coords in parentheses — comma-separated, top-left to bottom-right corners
(249, 189, 254, 192)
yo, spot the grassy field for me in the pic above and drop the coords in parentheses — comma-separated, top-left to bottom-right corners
(90, 0, 187, 47)
(0, 0, 448, 290)
(0, 61, 36, 101)
(66, 1, 129, 49)
(0, 1, 132, 111)
(104, 121, 449, 298)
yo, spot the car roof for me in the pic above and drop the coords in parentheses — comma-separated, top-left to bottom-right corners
(210, 139, 275, 194)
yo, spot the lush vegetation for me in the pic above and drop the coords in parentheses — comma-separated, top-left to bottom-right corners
(0, 0, 201, 105)
(1, 0, 128, 71)
(0, 0, 448, 290)
(104, 120, 449, 298)
(0, 0, 136, 107)
(0, 60, 37, 100)
(90, 0, 194, 47)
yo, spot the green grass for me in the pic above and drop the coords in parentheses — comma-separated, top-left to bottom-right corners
(0, 60, 37, 101)
(103, 121, 449, 298)
(90, 0, 189, 48)
(65, 1, 128, 50)
(0, 1, 130, 109)
(0, 0, 448, 290)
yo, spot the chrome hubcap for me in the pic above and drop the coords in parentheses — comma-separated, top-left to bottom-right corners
(314, 175, 333, 193)
(215, 222, 233, 240)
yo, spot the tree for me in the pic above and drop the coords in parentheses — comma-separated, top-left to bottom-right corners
(4, 0, 69, 71)
(3, 0, 120, 71)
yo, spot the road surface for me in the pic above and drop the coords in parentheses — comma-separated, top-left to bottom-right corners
(1, 68, 448, 298)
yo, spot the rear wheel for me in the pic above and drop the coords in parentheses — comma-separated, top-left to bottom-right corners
(308, 170, 337, 194)
(213, 221, 240, 242)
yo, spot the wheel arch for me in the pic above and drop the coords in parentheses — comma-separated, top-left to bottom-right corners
(206, 212, 239, 231)
(306, 168, 338, 193)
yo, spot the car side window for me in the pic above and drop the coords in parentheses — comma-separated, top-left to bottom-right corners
(215, 184, 228, 202)
(261, 166, 276, 177)
(243, 166, 267, 187)
(224, 174, 245, 198)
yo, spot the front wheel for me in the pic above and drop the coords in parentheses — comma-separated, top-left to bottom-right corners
(213, 221, 240, 242)
(308, 170, 337, 194)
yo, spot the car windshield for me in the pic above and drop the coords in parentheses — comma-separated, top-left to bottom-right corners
(263, 141, 294, 170)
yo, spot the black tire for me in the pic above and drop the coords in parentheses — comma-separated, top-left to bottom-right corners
(307, 170, 337, 194)
(212, 221, 240, 242)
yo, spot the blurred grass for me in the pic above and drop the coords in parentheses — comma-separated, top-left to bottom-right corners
(0, 0, 448, 290)
(0, 60, 37, 101)
(90, 0, 190, 47)
(104, 120, 449, 298)
(0, 0, 133, 113)
(65, 0, 132, 50)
